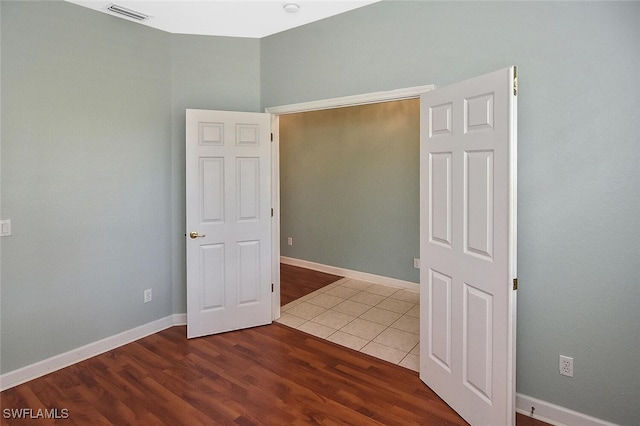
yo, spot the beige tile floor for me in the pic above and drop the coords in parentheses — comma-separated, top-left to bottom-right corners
(277, 277, 420, 372)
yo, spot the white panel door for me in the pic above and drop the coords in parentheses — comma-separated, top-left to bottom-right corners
(186, 109, 272, 339)
(420, 67, 517, 425)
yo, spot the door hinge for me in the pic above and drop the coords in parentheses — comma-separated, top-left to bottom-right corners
(513, 66, 518, 96)
(270, 133, 273, 142)
(271, 208, 274, 217)
(271, 283, 274, 293)
(513, 278, 518, 290)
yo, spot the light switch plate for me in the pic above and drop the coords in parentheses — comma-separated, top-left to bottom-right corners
(0, 220, 11, 237)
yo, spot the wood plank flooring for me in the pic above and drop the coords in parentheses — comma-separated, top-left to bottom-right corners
(280, 263, 343, 305)
(1, 325, 467, 425)
(0, 264, 549, 425)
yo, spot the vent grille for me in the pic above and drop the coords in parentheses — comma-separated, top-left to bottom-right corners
(106, 4, 150, 21)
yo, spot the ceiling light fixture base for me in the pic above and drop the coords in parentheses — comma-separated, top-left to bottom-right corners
(283, 3, 300, 14)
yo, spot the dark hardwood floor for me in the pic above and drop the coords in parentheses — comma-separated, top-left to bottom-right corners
(1, 324, 468, 425)
(280, 263, 343, 305)
(0, 264, 549, 425)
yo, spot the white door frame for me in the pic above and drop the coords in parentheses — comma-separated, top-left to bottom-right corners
(265, 84, 435, 319)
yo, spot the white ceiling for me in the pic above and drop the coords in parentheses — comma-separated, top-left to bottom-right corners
(65, 0, 379, 38)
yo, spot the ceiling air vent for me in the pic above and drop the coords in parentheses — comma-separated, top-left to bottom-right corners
(106, 4, 150, 21)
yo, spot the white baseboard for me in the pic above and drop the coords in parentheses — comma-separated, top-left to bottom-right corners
(516, 393, 619, 426)
(281, 256, 419, 292)
(172, 313, 187, 325)
(0, 314, 187, 391)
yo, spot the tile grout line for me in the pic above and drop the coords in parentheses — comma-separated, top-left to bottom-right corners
(279, 279, 420, 371)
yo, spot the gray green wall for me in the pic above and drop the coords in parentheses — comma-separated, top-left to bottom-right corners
(262, 2, 640, 425)
(1, 0, 173, 371)
(279, 100, 420, 283)
(170, 34, 261, 313)
(0, 1, 261, 372)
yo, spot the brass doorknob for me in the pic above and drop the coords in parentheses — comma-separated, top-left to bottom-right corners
(189, 231, 206, 239)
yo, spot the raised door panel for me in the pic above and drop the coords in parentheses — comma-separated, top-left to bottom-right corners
(464, 93, 494, 133)
(464, 150, 494, 260)
(199, 122, 224, 145)
(201, 157, 225, 223)
(237, 240, 260, 305)
(463, 282, 493, 403)
(430, 152, 452, 248)
(201, 244, 225, 311)
(237, 158, 260, 222)
(428, 269, 452, 372)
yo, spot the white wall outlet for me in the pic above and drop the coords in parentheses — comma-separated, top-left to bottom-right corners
(287, 237, 293, 246)
(0, 219, 11, 237)
(144, 289, 152, 303)
(559, 355, 573, 377)
(413, 258, 420, 269)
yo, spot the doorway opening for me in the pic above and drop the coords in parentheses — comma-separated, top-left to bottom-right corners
(268, 89, 431, 369)
(266, 85, 433, 320)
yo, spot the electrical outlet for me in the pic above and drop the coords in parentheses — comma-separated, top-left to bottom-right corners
(0, 219, 11, 237)
(559, 355, 573, 377)
(287, 237, 293, 246)
(413, 258, 420, 269)
(144, 289, 152, 303)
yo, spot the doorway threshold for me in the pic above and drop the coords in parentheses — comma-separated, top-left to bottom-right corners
(277, 277, 420, 371)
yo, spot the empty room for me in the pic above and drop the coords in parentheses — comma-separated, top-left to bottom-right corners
(1, 1, 638, 425)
